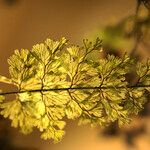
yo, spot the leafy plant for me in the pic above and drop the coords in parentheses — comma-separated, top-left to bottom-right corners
(0, 37, 149, 142)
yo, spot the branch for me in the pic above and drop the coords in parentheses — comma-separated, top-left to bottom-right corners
(0, 84, 149, 96)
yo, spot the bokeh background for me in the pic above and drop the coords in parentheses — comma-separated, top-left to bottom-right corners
(0, 0, 150, 150)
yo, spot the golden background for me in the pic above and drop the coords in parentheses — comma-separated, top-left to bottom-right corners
(0, 0, 150, 150)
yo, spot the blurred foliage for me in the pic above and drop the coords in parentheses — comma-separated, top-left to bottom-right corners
(2, 0, 20, 6)
(89, 0, 150, 58)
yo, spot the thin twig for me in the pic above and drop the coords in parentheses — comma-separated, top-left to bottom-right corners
(0, 85, 149, 96)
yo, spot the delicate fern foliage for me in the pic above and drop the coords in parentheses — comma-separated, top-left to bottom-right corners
(0, 37, 149, 142)
(0, 91, 4, 102)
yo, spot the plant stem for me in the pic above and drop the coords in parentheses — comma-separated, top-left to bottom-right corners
(0, 85, 149, 96)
